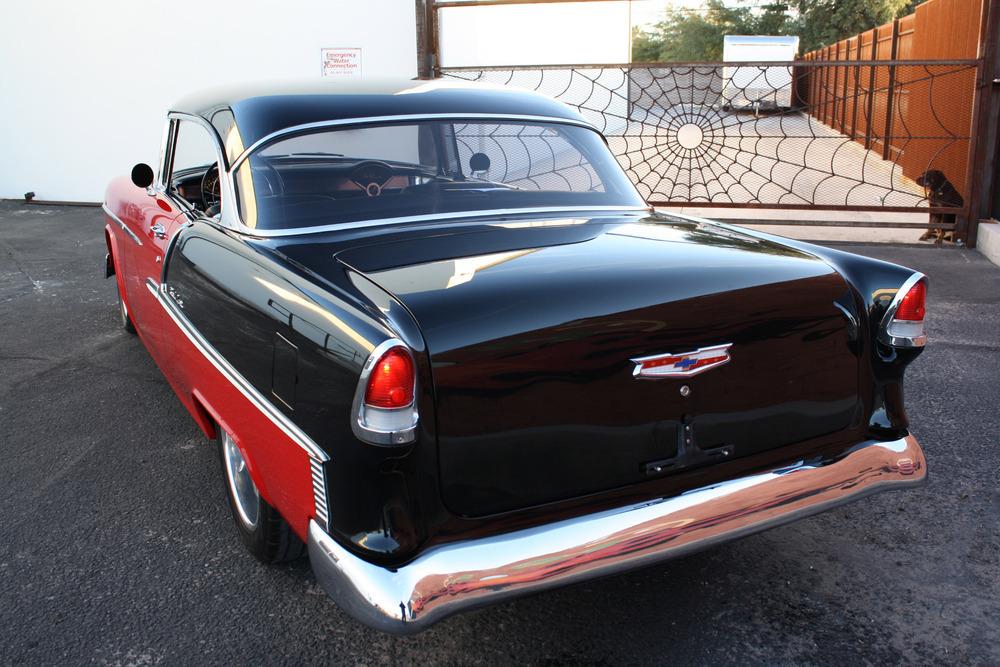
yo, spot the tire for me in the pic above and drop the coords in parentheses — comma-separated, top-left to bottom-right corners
(116, 280, 137, 335)
(217, 428, 306, 564)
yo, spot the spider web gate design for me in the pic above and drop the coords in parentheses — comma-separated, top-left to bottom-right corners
(440, 60, 980, 234)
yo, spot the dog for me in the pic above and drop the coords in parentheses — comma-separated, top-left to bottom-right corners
(916, 170, 963, 243)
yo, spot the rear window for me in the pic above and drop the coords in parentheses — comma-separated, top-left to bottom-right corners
(234, 120, 643, 230)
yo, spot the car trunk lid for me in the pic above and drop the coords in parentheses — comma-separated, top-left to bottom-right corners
(337, 214, 861, 517)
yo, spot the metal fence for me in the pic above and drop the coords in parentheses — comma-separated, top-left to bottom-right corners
(441, 60, 978, 224)
(424, 0, 998, 243)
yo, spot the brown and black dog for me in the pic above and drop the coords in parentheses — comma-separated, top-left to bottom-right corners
(917, 169, 963, 243)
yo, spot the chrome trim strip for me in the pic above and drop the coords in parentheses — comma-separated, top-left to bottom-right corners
(221, 112, 645, 237)
(230, 113, 601, 170)
(308, 434, 926, 634)
(231, 206, 651, 239)
(878, 272, 928, 348)
(167, 111, 229, 169)
(350, 338, 419, 446)
(145, 277, 329, 462)
(102, 203, 142, 246)
(311, 458, 330, 530)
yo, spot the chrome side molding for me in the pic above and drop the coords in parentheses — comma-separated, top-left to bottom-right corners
(309, 434, 925, 634)
(146, 278, 330, 463)
(102, 203, 142, 246)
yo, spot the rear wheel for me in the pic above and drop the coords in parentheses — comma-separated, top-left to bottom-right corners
(217, 429, 305, 563)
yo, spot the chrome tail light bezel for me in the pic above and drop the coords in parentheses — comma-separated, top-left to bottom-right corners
(351, 338, 419, 446)
(878, 272, 928, 348)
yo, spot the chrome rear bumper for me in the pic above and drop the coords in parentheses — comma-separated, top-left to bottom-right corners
(308, 434, 925, 634)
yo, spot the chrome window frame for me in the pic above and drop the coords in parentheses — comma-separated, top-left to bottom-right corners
(219, 113, 650, 238)
(155, 112, 232, 221)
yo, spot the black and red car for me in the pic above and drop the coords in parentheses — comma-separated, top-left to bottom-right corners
(103, 79, 927, 633)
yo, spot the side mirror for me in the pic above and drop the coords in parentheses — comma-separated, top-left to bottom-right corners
(131, 163, 155, 189)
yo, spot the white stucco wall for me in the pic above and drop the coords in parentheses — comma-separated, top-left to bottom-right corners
(437, 1, 631, 67)
(0, 0, 417, 202)
(437, 2, 631, 135)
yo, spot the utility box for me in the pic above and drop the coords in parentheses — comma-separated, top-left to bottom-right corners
(723, 35, 800, 112)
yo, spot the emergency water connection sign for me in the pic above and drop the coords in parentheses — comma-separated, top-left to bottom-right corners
(321, 48, 362, 78)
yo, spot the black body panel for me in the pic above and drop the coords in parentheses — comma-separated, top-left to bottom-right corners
(337, 217, 861, 516)
(164, 210, 921, 565)
(164, 222, 434, 559)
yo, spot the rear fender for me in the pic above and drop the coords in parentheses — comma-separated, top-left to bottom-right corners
(188, 388, 276, 507)
(697, 219, 925, 437)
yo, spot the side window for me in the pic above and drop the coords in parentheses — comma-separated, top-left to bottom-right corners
(169, 120, 222, 211)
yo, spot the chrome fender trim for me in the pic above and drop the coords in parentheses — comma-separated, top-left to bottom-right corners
(145, 278, 329, 464)
(309, 434, 926, 634)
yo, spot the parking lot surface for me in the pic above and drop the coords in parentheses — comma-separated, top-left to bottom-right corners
(1, 202, 998, 666)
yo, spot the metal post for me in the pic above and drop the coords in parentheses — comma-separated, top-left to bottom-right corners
(841, 40, 853, 133)
(822, 47, 831, 124)
(832, 43, 841, 130)
(961, 0, 1000, 246)
(881, 19, 900, 161)
(415, 0, 434, 78)
(851, 36, 863, 139)
(865, 29, 878, 150)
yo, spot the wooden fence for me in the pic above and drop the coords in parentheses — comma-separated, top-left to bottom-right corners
(801, 0, 983, 201)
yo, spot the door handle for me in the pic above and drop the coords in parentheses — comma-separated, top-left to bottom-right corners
(150, 223, 166, 239)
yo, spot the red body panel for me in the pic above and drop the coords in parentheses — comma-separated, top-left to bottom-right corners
(104, 178, 316, 540)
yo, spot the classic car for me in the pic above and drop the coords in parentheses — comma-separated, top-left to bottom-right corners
(102, 79, 927, 634)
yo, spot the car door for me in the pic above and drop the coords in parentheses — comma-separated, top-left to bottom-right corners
(123, 117, 223, 366)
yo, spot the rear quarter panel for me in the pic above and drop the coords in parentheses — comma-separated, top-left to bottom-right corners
(162, 221, 434, 554)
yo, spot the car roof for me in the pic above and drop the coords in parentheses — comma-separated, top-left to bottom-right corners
(171, 78, 590, 152)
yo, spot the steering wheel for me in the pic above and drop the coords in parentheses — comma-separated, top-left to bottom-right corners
(348, 160, 395, 197)
(201, 163, 221, 211)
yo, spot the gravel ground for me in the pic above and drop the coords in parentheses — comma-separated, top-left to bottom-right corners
(1, 202, 997, 666)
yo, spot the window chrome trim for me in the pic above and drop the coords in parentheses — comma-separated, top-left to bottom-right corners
(102, 203, 142, 246)
(230, 206, 652, 239)
(145, 277, 330, 463)
(162, 111, 236, 227)
(350, 338, 419, 446)
(877, 272, 927, 348)
(229, 113, 601, 171)
(220, 112, 645, 237)
(156, 119, 175, 190)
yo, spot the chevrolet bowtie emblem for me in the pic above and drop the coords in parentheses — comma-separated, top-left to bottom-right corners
(630, 344, 733, 379)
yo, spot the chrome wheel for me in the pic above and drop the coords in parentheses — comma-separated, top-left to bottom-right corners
(222, 431, 260, 528)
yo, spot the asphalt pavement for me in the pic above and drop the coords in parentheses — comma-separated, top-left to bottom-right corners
(1, 201, 998, 666)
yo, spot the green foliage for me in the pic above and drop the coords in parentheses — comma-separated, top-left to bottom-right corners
(792, 0, 916, 53)
(632, 0, 918, 62)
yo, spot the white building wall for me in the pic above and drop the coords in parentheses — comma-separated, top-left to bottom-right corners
(437, 1, 630, 67)
(437, 2, 631, 135)
(0, 0, 417, 202)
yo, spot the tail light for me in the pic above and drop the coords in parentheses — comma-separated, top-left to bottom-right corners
(365, 347, 414, 408)
(879, 275, 927, 348)
(351, 340, 419, 446)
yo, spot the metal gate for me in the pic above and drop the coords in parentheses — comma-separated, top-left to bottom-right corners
(420, 0, 1000, 245)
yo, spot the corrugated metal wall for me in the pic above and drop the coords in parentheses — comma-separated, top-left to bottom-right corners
(802, 0, 982, 200)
